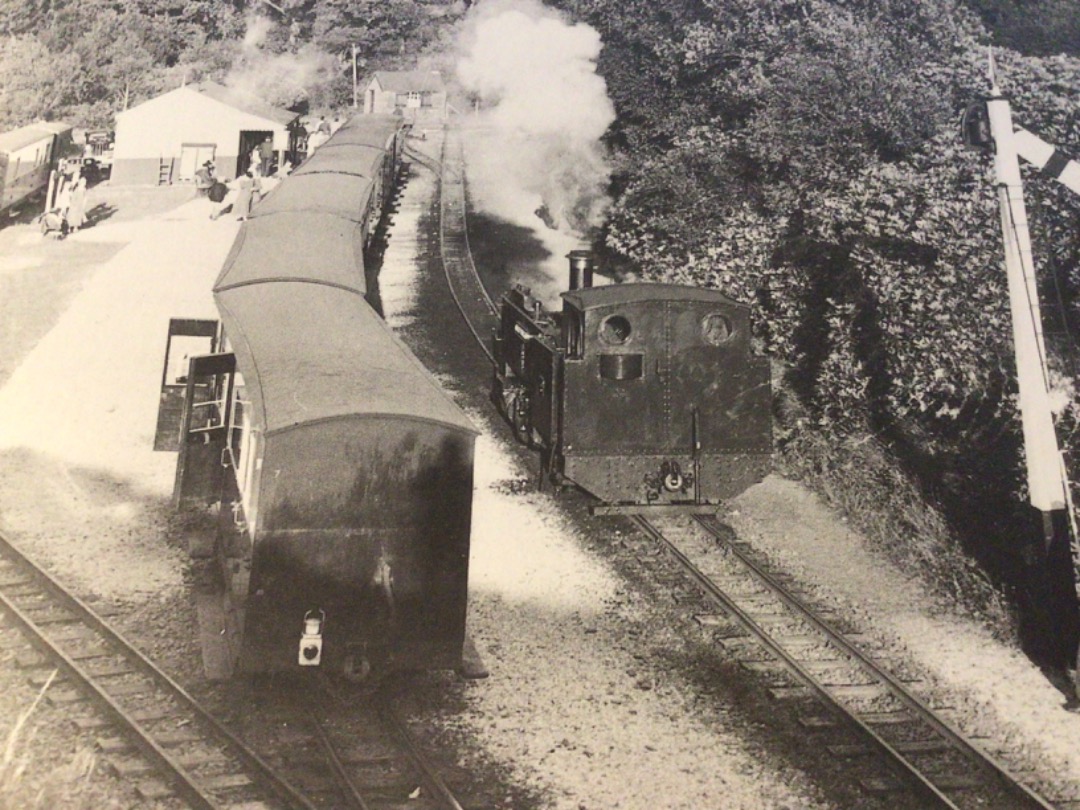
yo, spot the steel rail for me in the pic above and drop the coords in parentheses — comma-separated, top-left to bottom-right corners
(629, 515, 964, 809)
(438, 127, 499, 363)
(375, 685, 467, 810)
(0, 530, 318, 810)
(0, 587, 221, 810)
(309, 716, 372, 810)
(691, 514, 1058, 810)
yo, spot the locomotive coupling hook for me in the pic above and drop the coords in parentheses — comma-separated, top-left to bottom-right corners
(662, 461, 684, 492)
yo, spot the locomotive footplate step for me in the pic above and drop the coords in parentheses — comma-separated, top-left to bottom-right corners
(590, 503, 722, 516)
(457, 634, 489, 680)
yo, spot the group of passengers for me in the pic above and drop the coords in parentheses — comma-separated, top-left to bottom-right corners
(200, 154, 293, 222)
(38, 168, 89, 237)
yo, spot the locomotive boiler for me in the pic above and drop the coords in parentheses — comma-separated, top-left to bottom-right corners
(492, 252, 772, 513)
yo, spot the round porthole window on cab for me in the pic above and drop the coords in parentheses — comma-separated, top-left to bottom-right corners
(701, 312, 734, 345)
(600, 315, 632, 345)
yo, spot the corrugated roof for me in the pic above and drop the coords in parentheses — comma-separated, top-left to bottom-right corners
(0, 121, 72, 154)
(188, 81, 298, 126)
(370, 70, 445, 93)
(562, 283, 742, 311)
(214, 214, 367, 294)
(216, 282, 477, 436)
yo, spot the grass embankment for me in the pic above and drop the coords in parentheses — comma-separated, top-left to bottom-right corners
(774, 380, 1019, 641)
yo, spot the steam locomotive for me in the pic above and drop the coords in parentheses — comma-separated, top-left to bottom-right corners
(159, 115, 479, 680)
(492, 252, 772, 513)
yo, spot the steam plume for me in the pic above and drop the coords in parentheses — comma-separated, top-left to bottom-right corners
(455, 0, 615, 236)
(224, 13, 337, 110)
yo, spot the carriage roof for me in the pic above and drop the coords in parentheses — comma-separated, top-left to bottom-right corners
(293, 143, 388, 178)
(213, 214, 367, 294)
(0, 121, 72, 153)
(250, 172, 375, 223)
(216, 282, 476, 437)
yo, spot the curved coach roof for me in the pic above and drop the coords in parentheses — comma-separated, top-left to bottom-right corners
(214, 214, 366, 294)
(0, 120, 72, 153)
(249, 113, 403, 221)
(250, 173, 375, 222)
(216, 282, 476, 437)
(325, 114, 403, 147)
(293, 144, 386, 178)
(562, 283, 745, 311)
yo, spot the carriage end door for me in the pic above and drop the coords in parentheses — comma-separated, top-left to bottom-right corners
(154, 319, 220, 451)
(172, 353, 236, 511)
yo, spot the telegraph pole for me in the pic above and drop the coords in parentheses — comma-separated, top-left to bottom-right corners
(352, 44, 359, 109)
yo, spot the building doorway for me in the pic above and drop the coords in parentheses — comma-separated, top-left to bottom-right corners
(237, 130, 273, 176)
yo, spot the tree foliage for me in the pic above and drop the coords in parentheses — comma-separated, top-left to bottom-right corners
(0, 0, 464, 129)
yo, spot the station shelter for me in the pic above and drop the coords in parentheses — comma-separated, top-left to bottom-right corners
(361, 71, 447, 125)
(111, 82, 301, 185)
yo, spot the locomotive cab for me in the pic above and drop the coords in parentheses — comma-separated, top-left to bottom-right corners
(492, 252, 773, 512)
(559, 284, 771, 508)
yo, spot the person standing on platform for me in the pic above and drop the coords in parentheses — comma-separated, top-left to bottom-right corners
(233, 170, 260, 221)
(258, 136, 274, 177)
(67, 176, 88, 231)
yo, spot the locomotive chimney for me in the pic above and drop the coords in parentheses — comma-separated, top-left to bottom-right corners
(567, 250, 594, 291)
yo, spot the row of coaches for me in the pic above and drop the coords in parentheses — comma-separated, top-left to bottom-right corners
(159, 115, 479, 681)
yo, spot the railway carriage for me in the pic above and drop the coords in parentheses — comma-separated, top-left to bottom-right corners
(161, 115, 478, 679)
(0, 120, 73, 216)
(493, 252, 772, 512)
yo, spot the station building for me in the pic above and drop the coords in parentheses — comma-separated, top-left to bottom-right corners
(361, 71, 448, 125)
(111, 82, 301, 185)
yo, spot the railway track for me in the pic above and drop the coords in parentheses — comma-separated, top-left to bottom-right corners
(0, 526, 480, 810)
(0, 529, 315, 810)
(435, 123, 1071, 809)
(247, 680, 474, 810)
(631, 515, 1068, 810)
(438, 126, 500, 360)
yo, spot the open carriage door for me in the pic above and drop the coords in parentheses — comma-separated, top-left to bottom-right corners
(173, 353, 237, 510)
(154, 318, 221, 451)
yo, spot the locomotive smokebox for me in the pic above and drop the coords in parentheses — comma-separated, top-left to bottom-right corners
(567, 250, 594, 291)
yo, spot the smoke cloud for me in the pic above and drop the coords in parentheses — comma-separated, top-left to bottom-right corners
(224, 13, 338, 110)
(455, 0, 615, 237)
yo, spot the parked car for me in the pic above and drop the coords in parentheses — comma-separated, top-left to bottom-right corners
(62, 156, 109, 185)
